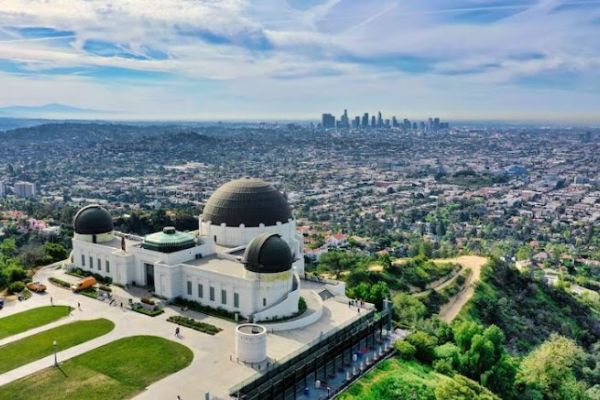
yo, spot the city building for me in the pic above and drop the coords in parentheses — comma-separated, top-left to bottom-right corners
(70, 178, 306, 321)
(14, 181, 36, 198)
(0, 182, 5, 197)
(321, 113, 335, 129)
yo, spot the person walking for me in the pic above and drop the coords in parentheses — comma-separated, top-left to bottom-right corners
(78, 302, 81, 310)
(175, 327, 180, 338)
(50, 297, 53, 306)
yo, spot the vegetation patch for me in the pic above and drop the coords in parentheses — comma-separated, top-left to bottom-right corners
(131, 303, 164, 317)
(79, 287, 99, 299)
(167, 315, 221, 335)
(461, 258, 600, 353)
(48, 277, 71, 289)
(66, 267, 112, 285)
(0, 319, 114, 374)
(172, 297, 244, 322)
(0, 336, 193, 400)
(0, 305, 71, 340)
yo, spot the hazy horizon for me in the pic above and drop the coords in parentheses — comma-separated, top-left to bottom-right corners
(1, 0, 600, 121)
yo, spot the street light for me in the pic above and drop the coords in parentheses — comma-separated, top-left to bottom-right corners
(53, 340, 58, 367)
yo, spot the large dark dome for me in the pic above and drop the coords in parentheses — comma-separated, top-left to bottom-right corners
(202, 178, 292, 227)
(243, 233, 294, 274)
(73, 205, 113, 235)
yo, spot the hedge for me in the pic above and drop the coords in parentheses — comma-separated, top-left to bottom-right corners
(167, 315, 221, 335)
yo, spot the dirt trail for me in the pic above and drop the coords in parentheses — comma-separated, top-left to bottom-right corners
(436, 255, 487, 322)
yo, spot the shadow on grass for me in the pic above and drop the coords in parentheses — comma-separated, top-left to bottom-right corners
(55, 364, 68, 378)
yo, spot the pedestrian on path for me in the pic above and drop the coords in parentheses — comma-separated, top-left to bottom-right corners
(50, 297, 53, 306)
(175, 327, 180, 338)
(177, 396, 182, 400)
(78, 302, 81, 310)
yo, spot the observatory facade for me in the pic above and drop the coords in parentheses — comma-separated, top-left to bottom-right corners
(70, 178, 305, 321)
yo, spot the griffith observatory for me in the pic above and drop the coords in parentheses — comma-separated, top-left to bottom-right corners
(70, 178, 305, 321)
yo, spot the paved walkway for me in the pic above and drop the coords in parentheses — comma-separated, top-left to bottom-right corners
(0, 265, 360, 399)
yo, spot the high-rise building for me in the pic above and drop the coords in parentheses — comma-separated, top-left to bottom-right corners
(433, 117, 440, 131)
(14, 181, 36, 198)
(392, 116, 398, 127)
(322, 113, 336, 129)
(377, 111, 383, 128)
(412, 122, 418, 130)
(339, 109, 350, 128)
(371, 116, 376, 127)
(353, 116, 360, 128)
(362, 113, 369, 128)
(403, 118, 411, 130)
(0, 182, 6, 197)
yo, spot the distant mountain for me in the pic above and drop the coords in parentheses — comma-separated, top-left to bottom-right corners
(0, 103, 100, 118)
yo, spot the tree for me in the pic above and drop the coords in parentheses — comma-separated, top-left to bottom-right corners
(517, 334, 587, 400)
(43, 242, 68, 263)
(393, 293, 427, 327)
(406, 330, 438, 363)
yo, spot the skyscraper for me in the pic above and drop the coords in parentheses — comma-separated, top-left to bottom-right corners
(362, 113, 369, 128)
(392, 116, 398, 127)
(340, 109, 350, 128)
(322, 113, 336, 129)
(377, 111, 383, 128)
(354, 116, 360, 128)
(371, 115, 377, 127)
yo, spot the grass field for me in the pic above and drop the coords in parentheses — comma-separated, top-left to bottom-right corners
(0, 306, 71, 340)
(0, 336, 194, 400)
(0, 319, 114, 374)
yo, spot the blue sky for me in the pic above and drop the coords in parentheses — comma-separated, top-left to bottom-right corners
(0, 0, 599, 121)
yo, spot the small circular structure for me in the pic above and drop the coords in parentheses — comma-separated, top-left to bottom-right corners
(142, 227, 195, 253)
(235, 324, 267, 363)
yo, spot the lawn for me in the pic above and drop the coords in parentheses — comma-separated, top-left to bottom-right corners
(0, 306, 71, 340)
(0, 319, 114, 374)
(0, 336, 194, 400)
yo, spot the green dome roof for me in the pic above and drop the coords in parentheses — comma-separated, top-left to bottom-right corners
(243, 233, 293, 274)
(73, 205, 113, 235)
(143, 227, 195, 253)
(202, 178, 292, 227)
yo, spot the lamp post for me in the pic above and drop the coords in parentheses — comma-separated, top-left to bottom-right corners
(53, 340, 58, 367)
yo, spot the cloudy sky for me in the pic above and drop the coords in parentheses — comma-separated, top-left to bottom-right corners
(1, 0, 599, 121)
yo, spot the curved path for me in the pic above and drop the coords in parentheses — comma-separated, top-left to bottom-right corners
(437, 255, 487, 322)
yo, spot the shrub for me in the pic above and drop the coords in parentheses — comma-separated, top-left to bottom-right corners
(395, 340, 417, 360)
(49, 277, 71, 289)
(80, 288, 98, 299)
(9, 281, 26, 294)
(132, 303, 164, 317)
(98, 285, 112, 292)
(433, 358, 455, 375)
(167, 315, 222, 335)
(173, 297, 241, 322)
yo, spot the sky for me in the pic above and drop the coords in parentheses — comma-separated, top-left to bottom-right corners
(0, 0, 599, 122)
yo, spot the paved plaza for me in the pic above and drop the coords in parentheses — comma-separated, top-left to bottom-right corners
(0, 265, 361, 399)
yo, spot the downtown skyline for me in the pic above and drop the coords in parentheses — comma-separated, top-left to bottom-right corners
(0, 0, 600, 122)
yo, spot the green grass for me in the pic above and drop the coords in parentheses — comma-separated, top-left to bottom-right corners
(0, 336, 194, 400)
(0, 319, 114, 374)
(0, 306, 72, 340)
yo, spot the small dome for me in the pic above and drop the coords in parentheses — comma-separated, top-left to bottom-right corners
(243, 233, 293, 274)
(202, 178, 292, 227)
(73, 205, 113, 235)
(143, 227, 195, 253)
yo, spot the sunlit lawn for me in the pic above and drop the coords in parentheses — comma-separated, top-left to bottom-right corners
(0, 306, 71, 340)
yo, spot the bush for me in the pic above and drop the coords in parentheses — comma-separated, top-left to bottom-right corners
(173, 297, 241, 322)
(8, 281, 25, 294)
(395, 340, 417, 360)
(167, 315, 222, 335)
(80, 288, 98, 299)
(49, 277, 71, 289)
(406, 331, 438, 363)
(132, 304, 164, 317)
(433, 358, 455, 375)
(98, 285, 112, 292)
